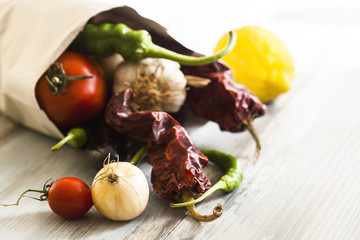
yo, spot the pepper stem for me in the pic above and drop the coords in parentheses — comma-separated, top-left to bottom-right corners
(130, 145, 146, 165)
(170, 181, 227, 208)
(180, 190, 223, 222)
(147, 31, 236, 66)
(51, 127, 87, 151)
(243, 117, 261, 164)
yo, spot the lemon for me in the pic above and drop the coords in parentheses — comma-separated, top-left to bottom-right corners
(214, 26, 295, 103)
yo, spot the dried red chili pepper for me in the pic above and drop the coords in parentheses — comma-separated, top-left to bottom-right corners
(148, 33, 267, 161)
(184, 62, 266, 160)
(89, 10, 266, 160)
(105, 89, 211, 201)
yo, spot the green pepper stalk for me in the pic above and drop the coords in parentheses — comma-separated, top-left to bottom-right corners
(51, 127, 87, 151)
(72, 23, 237, 65)
(171, 149, 243, 222)
(129, 145, 146, 165)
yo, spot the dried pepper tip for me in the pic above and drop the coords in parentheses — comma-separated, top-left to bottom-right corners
(181, 190, 222, 222)
(243, 117, 261, 164)
(185, 75, 211, 88)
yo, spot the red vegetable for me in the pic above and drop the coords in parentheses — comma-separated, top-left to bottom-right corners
(105, 89, 211, 200)
(148, 32, 266, 129)
(149, 31, 267, 160)
(183, 62, 266, 130)
(1, 177, 93, 219)
(47, 177, 93, 219)
(35, 51, 107, 130)
(89, 11, 266, 159)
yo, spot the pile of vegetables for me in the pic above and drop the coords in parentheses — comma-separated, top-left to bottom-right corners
(2, 11, 295, 222)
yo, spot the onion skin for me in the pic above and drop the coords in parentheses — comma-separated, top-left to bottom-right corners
(91, 162, 149, 221)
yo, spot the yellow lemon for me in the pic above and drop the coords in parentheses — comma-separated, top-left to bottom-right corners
(214, 26, 295, 103)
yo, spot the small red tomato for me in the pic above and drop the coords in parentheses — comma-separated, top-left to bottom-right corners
(47, 177, 93, 219)
(35, 51, 107, 130)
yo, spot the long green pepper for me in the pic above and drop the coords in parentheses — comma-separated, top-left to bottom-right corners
(72, 23, 237, 65)
(171, 149, 243, 208)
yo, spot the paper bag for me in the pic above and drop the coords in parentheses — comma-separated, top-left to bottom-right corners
(0, 0, 202, 139)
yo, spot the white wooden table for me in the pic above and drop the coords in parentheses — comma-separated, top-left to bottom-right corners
(2, 1, 360, 239)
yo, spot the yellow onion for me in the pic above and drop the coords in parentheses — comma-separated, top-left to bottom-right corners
(91, 161, 149, 221)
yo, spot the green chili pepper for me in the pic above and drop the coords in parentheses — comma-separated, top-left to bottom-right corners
(72, 23, 237, 65)
(51, 127, 87, 151)
(171, 149, 243, 208)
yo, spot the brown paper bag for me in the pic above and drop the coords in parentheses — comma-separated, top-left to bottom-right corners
(0, 0, 181, 139)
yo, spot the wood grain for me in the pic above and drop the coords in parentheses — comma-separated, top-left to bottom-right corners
(2, 2, 360, 240)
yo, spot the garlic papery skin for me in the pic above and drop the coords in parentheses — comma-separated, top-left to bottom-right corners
(91, 162, 149, 221)
(113, 58, 187, 113)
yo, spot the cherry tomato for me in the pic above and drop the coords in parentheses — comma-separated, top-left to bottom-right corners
(35, 51, 107, 130)
(47, 177, 93, 219)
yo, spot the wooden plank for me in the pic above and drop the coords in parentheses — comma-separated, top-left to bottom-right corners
(0, 115, 224, 239)
(0, 118, 184, 239)
(164, 24, 360, 240)
(2, 3, 360, 239)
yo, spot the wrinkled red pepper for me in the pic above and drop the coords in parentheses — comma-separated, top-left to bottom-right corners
(145, 35, 266, 134)
(90, 8, 266, 134)
(147, 28, 267, 157)
(105, 89, 211, 200)
(92, 9, 266, 200)
(85, 9, 267, 222)
(183, 63, 266, 132)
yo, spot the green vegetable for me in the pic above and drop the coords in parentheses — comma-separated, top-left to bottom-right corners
(171, 149, 243, 208)
(169, 149, 242, 222)
(72, 23, 236, 65)
(51, 127, 87, 151)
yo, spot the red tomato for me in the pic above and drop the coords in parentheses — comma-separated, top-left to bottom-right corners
(35, 51, 107, 130)
(47, 177, 93, 219)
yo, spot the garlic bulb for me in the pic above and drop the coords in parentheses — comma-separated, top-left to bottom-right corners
(91, 162, 149, 221)
(113, 58, 187, 113)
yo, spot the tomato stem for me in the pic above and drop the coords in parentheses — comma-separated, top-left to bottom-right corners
(46, 62, 93, 95)
(0, 179, 53, 207)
